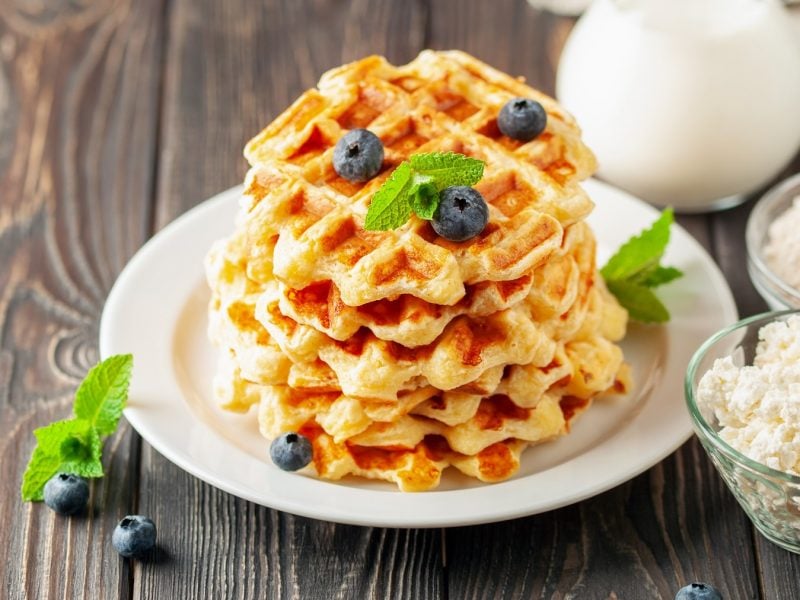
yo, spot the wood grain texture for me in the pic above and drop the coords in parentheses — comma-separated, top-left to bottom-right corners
(709, 153, 800, 319)
(0, 0, 165, 598)
(136, 1, 442, 599)
(153, 0, 427, 223)
(445, 442, 760, 599)
(426, 0, 568, 97)
(709, 198, 769, 319)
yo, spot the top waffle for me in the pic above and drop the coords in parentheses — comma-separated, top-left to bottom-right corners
(238, 50, 597, 307)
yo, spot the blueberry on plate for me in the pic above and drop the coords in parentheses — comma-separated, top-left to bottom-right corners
(675, 582, 723, 600)
(113, 515, 157, 558)
(333, 128, 384, 182)
(270, 432, 313, 472)
(497, 97, 547, 142)
(431, 186, 489, 242)
(43, 473, 89, 515)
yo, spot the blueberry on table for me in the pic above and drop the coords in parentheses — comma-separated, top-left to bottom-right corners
(497, 97, 547, 141)
(333, 128, 384, 182)
(270, 432, 313, 472)
(113, 515, 157, 558)
(431, 186, 489, 242)
(43, 473, 89, 515)
(675, 582, 723, 600)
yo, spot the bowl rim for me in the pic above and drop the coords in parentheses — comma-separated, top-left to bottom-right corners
(745, 172, 800, 306)
(685, 308, 800, 485)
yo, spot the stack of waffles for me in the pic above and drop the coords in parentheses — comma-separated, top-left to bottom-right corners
(205, 50, 630, 491)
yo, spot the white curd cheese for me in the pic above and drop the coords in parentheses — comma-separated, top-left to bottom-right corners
(697, 315, 800, 474)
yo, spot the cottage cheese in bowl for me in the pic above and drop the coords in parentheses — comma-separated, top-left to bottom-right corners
(687, 311, 800, 553)
(697, 315, 800, 474)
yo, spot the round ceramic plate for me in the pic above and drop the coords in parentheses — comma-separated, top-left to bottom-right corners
(99, 179, 738, 528)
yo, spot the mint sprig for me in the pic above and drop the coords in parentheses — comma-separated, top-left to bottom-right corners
(21, 354, 133, 501)
(409, 152, 484, 190)
(363, 161, 413, 231)
(364, 152, 485, 231)
(600, 208, 683, 323)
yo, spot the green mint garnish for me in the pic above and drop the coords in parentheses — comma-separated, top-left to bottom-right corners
(364, 152, 485, 231)
(601, 208, 683, 323)
(409, 176, 438, 220)
(363, 161, 413, 231)
(21, 354, 133, 501)
(408, 152, 484, 190)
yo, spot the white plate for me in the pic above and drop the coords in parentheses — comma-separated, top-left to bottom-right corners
(100, 180, 738, 528)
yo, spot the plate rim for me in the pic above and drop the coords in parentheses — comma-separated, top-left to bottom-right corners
(99, 179, 738, 528)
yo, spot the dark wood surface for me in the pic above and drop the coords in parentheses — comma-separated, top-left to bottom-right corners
(1, 1, 798, 598)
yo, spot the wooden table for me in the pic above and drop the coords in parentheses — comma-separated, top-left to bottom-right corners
(2, 1, 799, 598)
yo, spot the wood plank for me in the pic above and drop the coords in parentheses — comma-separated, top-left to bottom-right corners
(427, 1, 761, 597)
(709, 197, 768, 319)
(754, 535, 800, 598)
(0, 1, 165, 598)
(426, 0, 570, 97)
(137, 1, 441, 598)
(446, 441, 759, 599)
(153, 0, 427, 223)
(709, 156, 800, 319)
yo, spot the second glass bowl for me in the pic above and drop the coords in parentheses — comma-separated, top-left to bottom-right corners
(746, 172, 800, 310)
(686, 310, 800, 554)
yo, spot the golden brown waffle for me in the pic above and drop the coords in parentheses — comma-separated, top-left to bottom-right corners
(206, 238, 292, 390)
(273, 220, 589, 348)
(232, 353, 624, 491)
(238, 50, 597, 307)
(205, 50, 631, 491)
(256, 286, 557, 399)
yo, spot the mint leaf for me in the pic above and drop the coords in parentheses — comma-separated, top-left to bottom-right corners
(409, 152, 484, 190)
(21, 354, 133, 502)
(409, 174, 438, 220)
(600, 208, 673, 282)
(364, 161, 413, 230)
(638, 265, 683, 288)
(59, 425, 103, 478)
(21, 452, 61, 502)
(601, 208, 682, 323)
(74, 354, 133, 436)
(606, 280, 670, 324)
(22, 419, 91, 501)
(364, 153, 486, 231)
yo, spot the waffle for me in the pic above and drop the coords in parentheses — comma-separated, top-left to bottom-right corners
(210, 327, 627, 491)
(257, 286, 557, 399)
(274, 220, 589, 348)
(238, 49, 597, 307)
(205, 50, 631, 491)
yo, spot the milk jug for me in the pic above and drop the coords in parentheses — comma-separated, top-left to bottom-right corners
(557, 0, 800, 211)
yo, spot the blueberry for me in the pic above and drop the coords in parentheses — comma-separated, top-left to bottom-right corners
(43, 473, 89, 515)
(113, 515, 156, 558)
(497, 97, 547, 141)
(333, 128, 384, 182)
(675, 582, 723, 600)
(432, 186, 489, 242)
(270, 432, 313, 471)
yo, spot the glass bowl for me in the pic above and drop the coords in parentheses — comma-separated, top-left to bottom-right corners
(746, 172, 800, 310)
(686, 310, 800, 554)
